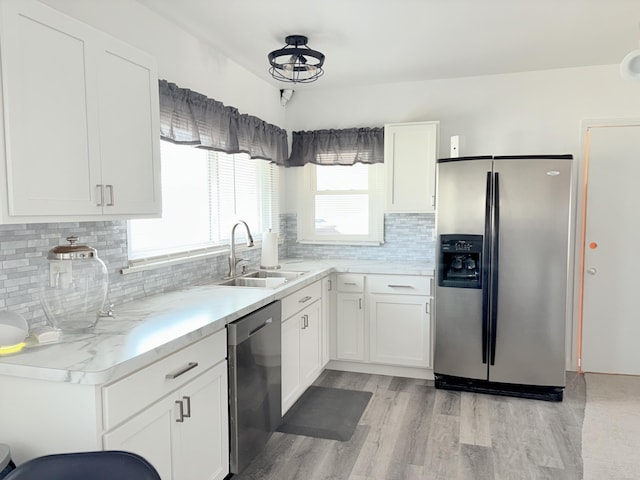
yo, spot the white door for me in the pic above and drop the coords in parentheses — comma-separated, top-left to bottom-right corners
(102, 393, 175, 479)
(281, 315, 301, 414)
(335, 293, 365, 361)
(369, 294, 430, 368)
(0, 0, 102, 216)
(97, 35, 161, 216)
(176, 364, 229, 480)
(299, 301, 321, 388)
(581, 123, 640, 374)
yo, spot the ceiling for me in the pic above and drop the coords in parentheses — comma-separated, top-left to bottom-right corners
(137, 0, 640, 90)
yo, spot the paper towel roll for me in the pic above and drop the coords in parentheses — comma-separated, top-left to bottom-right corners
(260, 230, 279, 269)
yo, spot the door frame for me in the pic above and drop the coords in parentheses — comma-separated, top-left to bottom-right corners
(574, 118, 640, 372)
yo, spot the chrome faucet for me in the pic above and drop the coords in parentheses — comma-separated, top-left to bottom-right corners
(228, 220, 254, 277)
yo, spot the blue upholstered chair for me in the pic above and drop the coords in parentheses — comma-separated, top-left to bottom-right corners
(3, 450, 161, 480)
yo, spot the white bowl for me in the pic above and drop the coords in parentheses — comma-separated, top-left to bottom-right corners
(0, 311, 28, 347)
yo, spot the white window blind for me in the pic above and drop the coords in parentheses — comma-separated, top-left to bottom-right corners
(298, 163, 384, 244)
(128, 141, 280, 261)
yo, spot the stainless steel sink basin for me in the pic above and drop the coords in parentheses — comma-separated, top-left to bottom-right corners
(217, 269, 307, 288)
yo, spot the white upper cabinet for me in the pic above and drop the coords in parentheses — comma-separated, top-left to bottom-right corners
(0, 0, 161, 223)
(384, 121, 439, 213)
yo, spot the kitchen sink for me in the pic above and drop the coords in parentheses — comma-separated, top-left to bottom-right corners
(217, 269, 307, 288)
(243, 270, 307, 280)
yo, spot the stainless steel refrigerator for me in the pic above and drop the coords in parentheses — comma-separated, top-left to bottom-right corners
(434, 155, 572, 401)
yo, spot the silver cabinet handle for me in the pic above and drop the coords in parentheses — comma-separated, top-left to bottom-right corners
(106, 185, 114, 206)
(96, 185, 104, 207)
(327, 279, 332, 291)
(426, 301, 430, 315)
(165, 362, 198, 379)
(387, 284, 413, 289)
(343, 282, 357, 286)
(182, 396, 191, 418)
(359, 298, 362, 309)
(299, 295, 312, 303)
(301, 314, 308, 329)
(175, 400, 185, 423)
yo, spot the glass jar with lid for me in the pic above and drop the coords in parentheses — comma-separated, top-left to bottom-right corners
(39, 236, 109, 332)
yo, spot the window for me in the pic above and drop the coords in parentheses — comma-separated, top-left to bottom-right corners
(298, 162, 384, 244)
(128, 140, 280, 260)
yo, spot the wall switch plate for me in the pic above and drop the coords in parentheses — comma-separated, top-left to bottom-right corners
(450, 135, 460, 157)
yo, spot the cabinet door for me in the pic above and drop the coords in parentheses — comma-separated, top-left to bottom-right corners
(384, 122, 439, 213)
(335, 293, 365, 361)
(176, 363, 229, 480)
(0, 0, 102, 216)
(103, 393, 176, 480)
(97, 35, 161, 216)
(281, 315, 301, 414)
(299, 301, 321, 389)
(369, 294, 431, 367)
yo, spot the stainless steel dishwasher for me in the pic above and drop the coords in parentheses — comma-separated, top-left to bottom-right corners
(227, 300, 281, 474)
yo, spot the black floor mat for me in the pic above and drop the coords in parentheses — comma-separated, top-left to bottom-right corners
(277, 386, 372, 441)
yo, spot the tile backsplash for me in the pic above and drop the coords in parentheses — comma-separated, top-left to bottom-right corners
(284, 213, 436, 264)
(0, 213, 435, 325)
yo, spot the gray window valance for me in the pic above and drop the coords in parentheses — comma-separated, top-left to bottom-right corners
(158, 80, 288, 165)
(287, 127, 384, 167)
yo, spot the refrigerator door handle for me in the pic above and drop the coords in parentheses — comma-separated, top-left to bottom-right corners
(490, 172, 500, 365)
(482, 171, 492, 364)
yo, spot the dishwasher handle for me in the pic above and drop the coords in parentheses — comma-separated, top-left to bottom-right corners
(227, 301, 282, 346)
(248, 318, 272, 338)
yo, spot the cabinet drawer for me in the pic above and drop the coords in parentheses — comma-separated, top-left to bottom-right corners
(102, 329, 226, 430)
(282, 280, 322, 320)
(367, 275, 431, 295)
(336, 274, 365, 293)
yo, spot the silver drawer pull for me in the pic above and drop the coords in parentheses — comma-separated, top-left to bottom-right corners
(182, 396, 191, 418)
(343, 282, 357, 285)
(96, 184, 104, 207)
(106, 184, 114, 206)
(166, 362, 199, 379)
(388, 284, 413, 289)
(298, 295, 312, 303)
(175, 400, 185, 423)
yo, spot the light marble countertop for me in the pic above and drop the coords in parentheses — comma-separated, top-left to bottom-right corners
(0, 258, 433, 385)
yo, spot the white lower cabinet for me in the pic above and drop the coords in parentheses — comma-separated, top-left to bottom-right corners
(103, 362, 228, 480)
(335, 292, 365, 361)
(368, 294, 431, 368)
(332, 273, 433, 370)
(0, 330, 229, 476)
(334, 274, 366, 362)
(281, 280, 323, 414)
(101, 330, 229, 480)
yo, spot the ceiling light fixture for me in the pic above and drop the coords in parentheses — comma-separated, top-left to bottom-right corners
(268, 35, 325, 84)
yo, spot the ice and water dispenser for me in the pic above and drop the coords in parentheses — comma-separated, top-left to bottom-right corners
(438, 234, 482, 289)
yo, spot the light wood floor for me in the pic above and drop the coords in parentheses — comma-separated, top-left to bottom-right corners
(234, 370, 586, 480)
